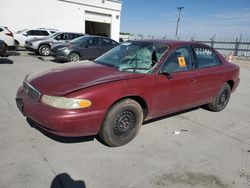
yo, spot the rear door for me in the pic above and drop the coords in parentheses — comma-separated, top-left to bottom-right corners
(191, 45, 225, 104)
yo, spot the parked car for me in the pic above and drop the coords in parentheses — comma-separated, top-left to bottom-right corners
(25, 32, 84, 56)
(50, 36, 119, 62)
(16, 40, 240, 146)
(0, 40, 7, 57)
(14, 28, 57, 47)
(0, 26, 15, 50)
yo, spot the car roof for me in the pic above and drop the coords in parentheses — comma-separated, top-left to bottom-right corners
(129, 39, 210, 48)
(55, 32, 84, 35)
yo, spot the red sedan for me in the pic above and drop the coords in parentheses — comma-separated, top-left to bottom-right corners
(16, 40, 240, 146)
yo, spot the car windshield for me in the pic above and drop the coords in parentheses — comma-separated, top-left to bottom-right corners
(70, 36, 87, 45)
(95, 41, 168, 74)
(48, 32, 59, 38)
(16, 29, 27, 34)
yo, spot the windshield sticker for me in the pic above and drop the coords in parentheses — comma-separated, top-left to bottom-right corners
(178, 57, 186, 67)
(122, 42, 132, 46)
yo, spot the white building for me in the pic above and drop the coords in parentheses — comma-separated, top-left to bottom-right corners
(0, 0, 122, 42)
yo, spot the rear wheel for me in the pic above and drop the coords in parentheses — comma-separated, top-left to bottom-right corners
(208, 83, 231, 112)
(68, 52, 80, 62)
(39, 45, 50, 56)
(99, 99, 143, 147)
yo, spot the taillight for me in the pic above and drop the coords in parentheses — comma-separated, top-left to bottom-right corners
(5, 27, 13, 37)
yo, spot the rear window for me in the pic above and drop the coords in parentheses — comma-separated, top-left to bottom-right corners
(193, 47, 221, 68)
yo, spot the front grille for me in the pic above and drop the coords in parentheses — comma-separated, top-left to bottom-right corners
(23, 80, 41, 101)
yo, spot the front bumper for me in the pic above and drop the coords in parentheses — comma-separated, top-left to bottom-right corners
(16, 86, 105, 137)
(50, 49, 69, 61)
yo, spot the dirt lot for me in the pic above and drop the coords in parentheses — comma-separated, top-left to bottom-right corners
(0, 51, 249, 188)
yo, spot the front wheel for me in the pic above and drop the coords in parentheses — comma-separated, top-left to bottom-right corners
(208, 83, 231, 112)
(39, 45, 50, 56)
(99, 99, 143, 147)
(68, 52, 80, 62)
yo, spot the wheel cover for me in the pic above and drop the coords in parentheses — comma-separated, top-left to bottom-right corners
(69, 53, 79, 61)
(218, 90, 228, 107)
(41, 47, 50, 56)
(113, 110, 136, 137)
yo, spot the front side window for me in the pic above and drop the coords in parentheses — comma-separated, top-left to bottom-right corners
(55, 33, 69, 40)
(193, 47, 221, 68)
(162, 47, 192, 73)
(95, 41, 168, 74)
(87, 38, 99, 46)
(26, 30, 38, 36)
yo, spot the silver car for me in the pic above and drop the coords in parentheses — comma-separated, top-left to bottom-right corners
(50, 36, 119, 62)
(25, 32, 84, 56)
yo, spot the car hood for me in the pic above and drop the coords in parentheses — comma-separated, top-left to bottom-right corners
(51, 42, 70, 50)
(26, 61, 144, 96)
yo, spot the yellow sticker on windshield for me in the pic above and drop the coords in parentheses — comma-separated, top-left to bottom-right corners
(178, 57, 186, 67)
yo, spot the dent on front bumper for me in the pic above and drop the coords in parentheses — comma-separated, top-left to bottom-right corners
(50, 49, 69, 61)
(16, 86, 105, 137)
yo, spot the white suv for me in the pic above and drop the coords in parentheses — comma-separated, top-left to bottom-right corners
(14, 28, 57, 47)
(0, 26, 15, 50)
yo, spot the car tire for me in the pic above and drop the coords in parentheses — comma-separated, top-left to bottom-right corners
(208, 83, 231, 112)
(68, 52, 80, 62)
(39, 45, 50, 56)
(99, 99, 143, 147)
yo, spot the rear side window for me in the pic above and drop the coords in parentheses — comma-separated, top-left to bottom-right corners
(193, 47, 221, 68)
(39, 30, 49, 36)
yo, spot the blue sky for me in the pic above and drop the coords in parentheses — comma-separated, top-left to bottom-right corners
(120, 0, 250, 39)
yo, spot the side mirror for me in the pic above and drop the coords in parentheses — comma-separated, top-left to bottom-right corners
(160, 70, 173, 80)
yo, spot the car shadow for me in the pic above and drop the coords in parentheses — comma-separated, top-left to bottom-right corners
(50, 173, 86, 188)
(50, 59, 68, 63)
(143, 106, 201, 125)
(0, 58, 13, 64)
(6, 51, 21, 56)
(26, 118, 95, 144)
(27, 52, 38, 56)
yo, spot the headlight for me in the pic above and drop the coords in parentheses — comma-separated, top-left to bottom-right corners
(41, 95, 92, 109)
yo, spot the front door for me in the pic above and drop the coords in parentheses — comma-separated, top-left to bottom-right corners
(154, 46, 199, 116)
(83, 37, 100, 60)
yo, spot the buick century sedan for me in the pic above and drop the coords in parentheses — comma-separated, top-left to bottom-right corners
(16, 40, 240, 146)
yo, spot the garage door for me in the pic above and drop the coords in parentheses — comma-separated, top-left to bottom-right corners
(85, 11, 111, 24)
